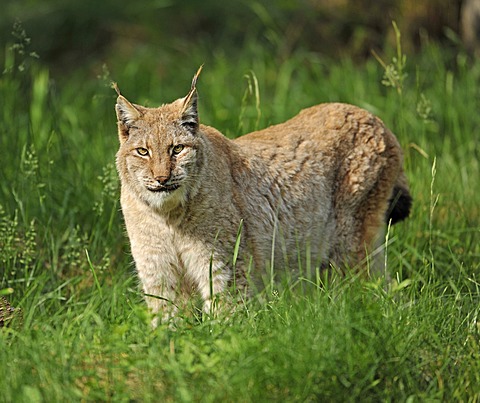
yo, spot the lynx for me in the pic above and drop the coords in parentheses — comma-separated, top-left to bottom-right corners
(114, 67, 411, 325)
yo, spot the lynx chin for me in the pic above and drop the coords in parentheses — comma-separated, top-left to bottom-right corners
(114, 66, 411, 326)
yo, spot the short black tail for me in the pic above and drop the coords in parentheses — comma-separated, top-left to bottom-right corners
(387, 185, 412, 224)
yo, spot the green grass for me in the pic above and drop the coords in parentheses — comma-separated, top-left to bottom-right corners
(1, 36, 479, 401)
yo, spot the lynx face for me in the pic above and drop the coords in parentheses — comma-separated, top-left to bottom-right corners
(115, 73, 203, 211)
(119, 119, 201, 210)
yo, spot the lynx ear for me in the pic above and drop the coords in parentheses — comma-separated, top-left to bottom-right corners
(114, 84, 143, 143)
(180, 65, 203, 133)
(116, 95, 142, 127)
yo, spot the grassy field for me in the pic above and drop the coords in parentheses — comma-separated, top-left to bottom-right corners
(1, 34, 479, 401)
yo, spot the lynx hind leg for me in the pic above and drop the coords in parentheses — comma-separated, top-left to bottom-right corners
(332, 118, 402, 276)
(355, 171, 399, 278)
(366, 222, 387, 279)
(330, 182, 392, 277)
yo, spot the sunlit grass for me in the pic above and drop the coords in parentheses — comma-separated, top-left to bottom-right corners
(0, 37, 479, 401)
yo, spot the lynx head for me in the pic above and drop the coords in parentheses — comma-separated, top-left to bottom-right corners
(115, 66, 204, 211)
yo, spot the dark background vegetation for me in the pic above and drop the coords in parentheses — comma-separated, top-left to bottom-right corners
(0, 0, 466, 76)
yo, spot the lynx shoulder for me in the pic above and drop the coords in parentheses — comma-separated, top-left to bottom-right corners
(114, 67, 411, 325)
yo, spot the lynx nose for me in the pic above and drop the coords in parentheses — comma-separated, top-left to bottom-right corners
(154, 176, 170, 186)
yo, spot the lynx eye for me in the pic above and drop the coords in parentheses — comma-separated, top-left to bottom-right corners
(136, 147, 149, 156)
(172, 144, 184, 155)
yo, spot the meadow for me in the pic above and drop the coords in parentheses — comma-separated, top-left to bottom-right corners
(1, 31, 479, 401)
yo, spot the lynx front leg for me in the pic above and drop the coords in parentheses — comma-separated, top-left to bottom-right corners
(184, 253, 233, 317)
(143, 284, 177, 329)
(201, 264, 231, 317)
(200, 260, 252, 318)
(135, 261, 180, 328)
